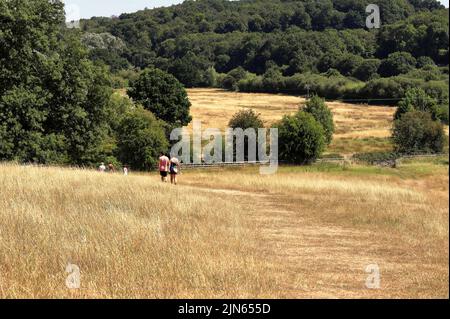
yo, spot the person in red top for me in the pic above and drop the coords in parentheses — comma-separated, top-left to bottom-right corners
(158, 152, 170, 182)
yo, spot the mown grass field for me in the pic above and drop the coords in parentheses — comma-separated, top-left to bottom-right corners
(0, 157, 448, 298)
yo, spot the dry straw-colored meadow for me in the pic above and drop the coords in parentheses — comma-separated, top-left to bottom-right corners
(0, 157, 448, 298)
(187, 88, 396, 155)
(1, 89, 448, 298)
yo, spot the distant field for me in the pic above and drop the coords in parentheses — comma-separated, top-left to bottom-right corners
(187, 89, 396, 155)
(1, 157, 448, 298)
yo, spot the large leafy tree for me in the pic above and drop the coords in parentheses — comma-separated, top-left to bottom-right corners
(394, 88, 439, 120)
(392, 111, 445, 154)
(115, 108, 169, 171)
(127, 68, 192, 127)
(0, 0, 112, 164)
(276, 111, 326, 164)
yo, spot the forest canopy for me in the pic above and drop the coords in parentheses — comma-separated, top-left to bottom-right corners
(80, 0, 449, 107)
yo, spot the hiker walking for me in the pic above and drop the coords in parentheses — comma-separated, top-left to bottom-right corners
(159, 152, 170, 182)
(108, 163, 115, 173)
(169, 156, 181, 185)
(99, 162, 106, 173)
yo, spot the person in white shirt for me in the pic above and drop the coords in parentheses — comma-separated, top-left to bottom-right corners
(99, 162, 106, 172)
(123, 165, 129, 176)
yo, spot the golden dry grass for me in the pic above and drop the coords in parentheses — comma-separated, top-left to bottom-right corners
(187, 88, 398, 155)
(1, 158, 448, 298)
(180, 160, 449, 298)
(0, 164, 274, 298)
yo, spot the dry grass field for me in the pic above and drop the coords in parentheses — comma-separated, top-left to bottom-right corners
(12, 89, 444, 299)
(187, 88, 397, 155)
(0, 157, 448, 298)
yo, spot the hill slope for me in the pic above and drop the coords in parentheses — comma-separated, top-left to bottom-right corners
(81, 0, 449, 107)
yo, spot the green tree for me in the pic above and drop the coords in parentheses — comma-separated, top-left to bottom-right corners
(127, 68, 192, 126)
(222, 67, 248, 91)
(394, 88, 439, 120)
(303, 96, 335, 145)
(416, 56, 436, 69)
(228, 109, 264, 161)
(336, 54, 363, 77)
(0, 0, 112, 165)
(116, 108, 169, 170)
(276, 111, 325, 164)
(353, 59, 381, 81)
(229, 109, 264, 131)
(392, 111, 445, 154)
(379, 52, 417, 77)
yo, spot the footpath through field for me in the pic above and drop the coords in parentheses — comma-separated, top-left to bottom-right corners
(182, 183, 447, 298)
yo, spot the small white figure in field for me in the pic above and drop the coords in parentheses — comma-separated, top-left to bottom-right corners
(98, 162, 106, 173)
(123, 166, 129, 176)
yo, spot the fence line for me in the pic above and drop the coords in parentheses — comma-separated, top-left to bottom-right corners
(155, 153, 448, 170)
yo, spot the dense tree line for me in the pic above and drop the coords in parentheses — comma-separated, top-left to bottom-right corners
(80, 1, 448, 87)
(0, 0, 189, 169)
(0, 0, 112, 165)
(1, 0, 448, 168)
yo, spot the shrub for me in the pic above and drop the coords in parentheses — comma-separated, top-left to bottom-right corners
(352, 152, 400, 165)
(436, 104, 449, 125)
(127, 68, 192, 126)
(228, 109, 264, 130)
(276, 111, 326, 164)
(394, 88, 439, 120)
(416, 56, 436, 69)
(116, 108, 169, 170)
(353, 59, 381, 81)
(354, 76, 416, 105)
(228, 109, 264, 161)
(379, 52, 417, 77)
(303, 96, 335, 145)
(392, 111, 446, 154)
(336, 54, 363, 77)
(221, 67, 248, 90)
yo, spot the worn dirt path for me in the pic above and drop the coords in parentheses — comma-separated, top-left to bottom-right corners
(185, 184, 445, 298)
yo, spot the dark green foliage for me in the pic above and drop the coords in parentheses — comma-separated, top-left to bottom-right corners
(228, 109, 265, 161)
(392, 111, 446, 154)
(79, 0, 448, 93)
(222, 67, 248, 90)
(0, 0, 112, 165)
(377, 9, 448, 63)
(228, 109, 264, 130)
(335, 53, 363, 77)
(115, 108, 169, 170)
(127, 68, 192, 126)
(436, 104, 449, 125)
(353, 59, 381, 81)
(276, 111, 326, 164)
(416, 56, 436, 68)
(303, 96, 335, 145)
(379, 52, 417, 77)
(168, 51, 212, 87)
(352, 152, 400, 165)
